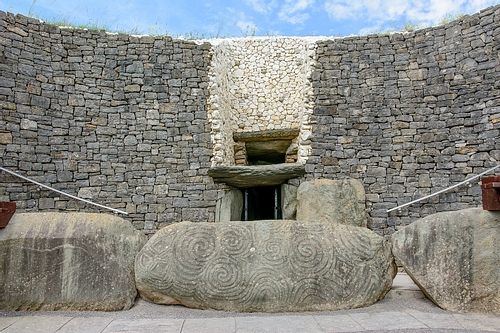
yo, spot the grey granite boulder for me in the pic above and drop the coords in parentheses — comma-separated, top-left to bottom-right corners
(392, 208, 500, 314)
(136, 220, 395, 312)
(0, 212, 147, 311)
(296, 179, 367, 227)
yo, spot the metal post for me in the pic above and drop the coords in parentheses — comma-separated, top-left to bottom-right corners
(244, 189, 249, 221)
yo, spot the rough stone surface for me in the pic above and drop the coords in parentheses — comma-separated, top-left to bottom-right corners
(234, 129, 300, 142)
(215, 189, 243, 222)
(392, 208, 500, 314)
(208, 163, 305, 188)
(1, 6, 499, 237)
(296, 179, 367, 227)
(0, 212, 147, 311)
(281, 184, 298, 220)
(207, 38, 316, 166)
(135, 220, 396, 312)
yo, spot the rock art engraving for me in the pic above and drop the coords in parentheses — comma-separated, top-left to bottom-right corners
(136, 220, 395, 312)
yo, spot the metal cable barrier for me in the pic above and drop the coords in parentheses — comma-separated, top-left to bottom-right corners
(387, 164, 500, 213)
(0, 166, 128, 215)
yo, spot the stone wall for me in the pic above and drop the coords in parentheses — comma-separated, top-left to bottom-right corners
(0, 11, 219, 233)
(307, 5, 500, 235)
(1, 6, 499, 236)
(207, 38, 316, 166)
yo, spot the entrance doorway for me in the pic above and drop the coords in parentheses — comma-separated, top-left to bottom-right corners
(241, 186, 282, 221)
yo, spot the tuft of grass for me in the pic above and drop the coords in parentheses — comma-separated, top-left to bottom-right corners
(440, 13, 465, 25)
(26, 0, 141, 34)
(241, 25, 257, 37)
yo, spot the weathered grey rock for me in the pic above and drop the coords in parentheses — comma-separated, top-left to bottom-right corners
(296, 179, 367, 227)
(215, 189, 243, 222)
(208, 163, 305, 188)
(392, 208, 500, 314)
(281, 184, 298, 220)
(0, 212, 147, 311)
(135, 220, 395, 312)
(233, 129, 300, 141)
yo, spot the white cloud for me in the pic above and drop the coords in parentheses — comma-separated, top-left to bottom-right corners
(278, 0, 315, 24)
(323, 0, 496, 32)
(245, 0, 278, 14)
(464, 0, 500, 13)
(223, 7, 260, 36)
(237, 20, 258, 32)
(407, 0, 465, 23)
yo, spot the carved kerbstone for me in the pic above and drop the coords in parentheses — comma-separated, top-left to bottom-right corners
(136, 220, 396, 312)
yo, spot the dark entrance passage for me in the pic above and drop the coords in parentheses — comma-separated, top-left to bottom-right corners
(241, 186, 282, 221)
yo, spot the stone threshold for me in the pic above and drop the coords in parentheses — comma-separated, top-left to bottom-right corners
(385, 273, 426, 300)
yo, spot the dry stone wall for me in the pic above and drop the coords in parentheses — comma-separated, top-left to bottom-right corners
(308, 6, 500, 235)
(208, 38, 316, 166)
(1, 5, 499, 236)
(0, 11, 218, 233)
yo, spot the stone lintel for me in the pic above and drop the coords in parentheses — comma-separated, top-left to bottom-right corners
(208, 163, 305, 188)
(233, 128, 300, 142)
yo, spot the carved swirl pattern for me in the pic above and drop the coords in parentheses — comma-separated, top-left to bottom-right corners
(200, 256, 247, 301)
(259, 237, 289, 268)
(171, 224, 216, 278)
(135, 220, 395, 312)
(218, 224, 253, 257)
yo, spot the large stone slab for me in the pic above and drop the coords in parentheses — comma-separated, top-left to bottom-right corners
(0, 212, 147, 311)
(135, 220, 395, 312)
(208, 163, 305, 188)
(392, 208, 500, 314)
(296, 179, 367, 227)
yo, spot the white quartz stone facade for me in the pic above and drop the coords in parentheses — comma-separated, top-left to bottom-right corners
(207, 37, 317, 166)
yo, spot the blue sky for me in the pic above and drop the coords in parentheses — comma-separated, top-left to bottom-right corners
(2, 0, 500, 37)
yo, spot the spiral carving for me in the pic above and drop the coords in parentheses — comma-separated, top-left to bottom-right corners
(135, 220, 395, 312)
(259, 237, 289, 267)
(200, 256, 246, 301)
(172, 224, 215, 278)
(290, 233, 332, 275)
(218, 224, 253, 257)
(242, 270, 291, 310)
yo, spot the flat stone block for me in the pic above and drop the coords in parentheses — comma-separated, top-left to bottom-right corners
(235, 315, 323, 333)
(313, 314, 364, 332)
(102, 318, 184, 333)
(208, 163, 305, 188)
(404, 310, 466, 330)
(183, 317, 235, 333)
(349, 312, 427, 331)
(0, 317, 22, 331)
(1, 316, 72, 333)
(56, 317, 114, 333)
(453, 313, 500, 332)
